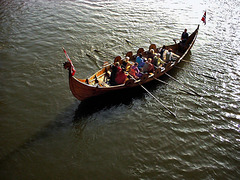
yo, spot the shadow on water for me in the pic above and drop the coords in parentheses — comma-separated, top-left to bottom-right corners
(0, 49, 194, 163)
(0, 55, 194, 163)
(0, 79, 164, 164)
(0, 50, 191, 163)
(0, 103, 77, 163)
(73, 85, 146, 121)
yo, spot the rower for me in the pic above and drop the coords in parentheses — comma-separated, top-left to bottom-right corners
(136, 54, 145, 69)
(159, 45, 166, 60)
(109, 62, 120, 85)
(152, 53, 164, 67)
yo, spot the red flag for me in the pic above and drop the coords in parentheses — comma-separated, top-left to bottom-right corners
(63, 48, 76, 76)
(201, 11, 206, 25)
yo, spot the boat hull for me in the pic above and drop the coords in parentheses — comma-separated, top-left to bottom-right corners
(66, 25, 199, 101)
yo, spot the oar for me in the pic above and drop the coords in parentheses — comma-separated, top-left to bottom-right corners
(139, 84, 176, 117)
(147, 38, 152, 44)
(93, 49, 101, 53)
(86, 53, 102, 69)
(174, 66, 217, 80)
(93, 49, 117, 60)
(165, 73, 201, 97)
(125, 39, 140, 48)
(153, 77, 196, 96)
(181, 59, 224, 74)
(93, 49, 108, 59)
(128, 75, 176, 117)
(172, 52, 224, 75)
(86, 53, 112, 69)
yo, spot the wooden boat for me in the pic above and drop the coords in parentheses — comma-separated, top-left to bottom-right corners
(63, 25, 199, 101)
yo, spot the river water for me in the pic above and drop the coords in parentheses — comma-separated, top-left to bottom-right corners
(0, 0, 239, 179)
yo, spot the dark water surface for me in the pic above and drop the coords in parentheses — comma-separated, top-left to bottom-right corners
(0, 0, 239, 179)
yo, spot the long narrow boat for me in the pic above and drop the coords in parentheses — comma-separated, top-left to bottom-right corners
(63, 25, 199, 101)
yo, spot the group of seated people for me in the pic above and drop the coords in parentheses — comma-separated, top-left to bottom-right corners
(108, 47, 175, 86)
(107, 28, 190, 86)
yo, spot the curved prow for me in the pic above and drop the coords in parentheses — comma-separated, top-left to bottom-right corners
(63, 61, 72, 77)
(186, 24, 199, 45)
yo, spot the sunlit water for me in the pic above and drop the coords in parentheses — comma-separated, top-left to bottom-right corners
(0, 0, 239, 179)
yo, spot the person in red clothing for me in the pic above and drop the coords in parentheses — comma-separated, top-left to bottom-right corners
(115, 62, 127, 85)
(110, 62, 122, 85)
(115, 69, 127, 84)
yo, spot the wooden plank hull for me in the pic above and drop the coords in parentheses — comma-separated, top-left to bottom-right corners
(66, 25, 199, 101)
